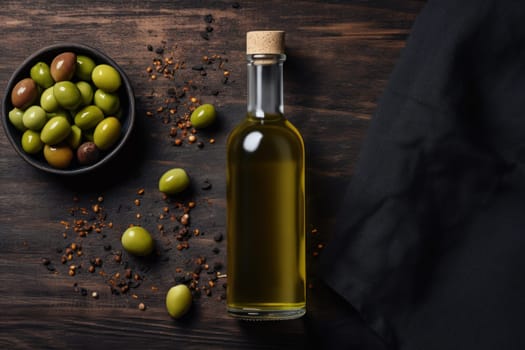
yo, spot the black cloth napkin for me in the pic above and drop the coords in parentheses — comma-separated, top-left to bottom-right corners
(321, 0, 525, 349)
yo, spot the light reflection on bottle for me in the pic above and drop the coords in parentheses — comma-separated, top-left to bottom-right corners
(242, 131, 263, 152)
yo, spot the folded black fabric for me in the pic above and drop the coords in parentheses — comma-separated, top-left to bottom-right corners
(321, 1, 525, 349)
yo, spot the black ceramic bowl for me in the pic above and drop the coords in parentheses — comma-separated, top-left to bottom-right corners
(1, 43, 135, 175)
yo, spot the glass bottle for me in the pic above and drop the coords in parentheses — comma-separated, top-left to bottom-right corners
(226, 31, 306, 320)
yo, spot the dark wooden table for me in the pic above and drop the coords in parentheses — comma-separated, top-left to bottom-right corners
(0, 1, 424, 348)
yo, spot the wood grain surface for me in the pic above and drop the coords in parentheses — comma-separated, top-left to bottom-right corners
(0, 1, 424, 349)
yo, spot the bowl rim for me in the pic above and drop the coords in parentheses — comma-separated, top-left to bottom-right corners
(2, 42, 135, 176)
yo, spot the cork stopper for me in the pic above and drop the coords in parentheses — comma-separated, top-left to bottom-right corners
(246, 31, 285, 55)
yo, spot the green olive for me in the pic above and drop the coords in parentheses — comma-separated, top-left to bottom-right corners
(40, 86, 60, 112)
(21, 129, 44, 154)
(8, 107, 26, 132)
(94, 89, 120, 115)
(92, 64, 121, 93)
(43, 144, 73, 169)
(30, 62, 54, 89)
(22, 105, 47, 131)
(74, 105, 104, 130)
(50, 52, 77, 82)
(40, 116, 71, 145)
(158, 168, 190, 195)
(121, 226, 154, 256)
(165, 284, 192, 319)
(190, 103, 216, 129)
(76, 81, 94, 106)
(11, 78, 39, 110)
(53, 81, 82, 110)
(67, 125, 82, 149)
(93, 116, 121, 150)
(75, 55, 96, 81)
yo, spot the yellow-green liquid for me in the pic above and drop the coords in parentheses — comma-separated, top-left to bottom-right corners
(226, 114, 306, 320)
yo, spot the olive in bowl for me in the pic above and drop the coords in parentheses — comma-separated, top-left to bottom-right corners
(1, 43, 135, 175)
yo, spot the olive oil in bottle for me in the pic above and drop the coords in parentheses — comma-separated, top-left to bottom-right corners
(226, 31, 306, 320)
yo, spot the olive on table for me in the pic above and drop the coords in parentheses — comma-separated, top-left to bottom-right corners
(53, 81, 82, 110)
(21, 130, 44, 154)
(40, 116, 71, 145)
(43, 144, 73, 169)
(91, 64, 121, 92)
(76, 141, 100, 165)
(158, 168, 190, 195)
(121, 226, 154, 256)
(22, 106, 47, 131)
(11, 77, 38, 110)
(30, 62, 54, 89)
(190, 103, 216, 129)
(50, 52, 77, 82)
(75, 55, 96, 81)
(93, 116, 121, 150)
(165, 284, 192, 319)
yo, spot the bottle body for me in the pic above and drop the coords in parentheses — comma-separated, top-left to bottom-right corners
(226, 114, 306, 320)
(226, 39, 306, 319)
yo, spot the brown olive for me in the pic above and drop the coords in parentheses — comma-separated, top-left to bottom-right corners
(76, 141, 100, 165)
(43, 144, 73, 169)
(50, 52, 77, 82)
(11, 78, 38, 109)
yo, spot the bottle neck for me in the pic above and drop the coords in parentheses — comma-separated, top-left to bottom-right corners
(247, 54, 285, 119)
